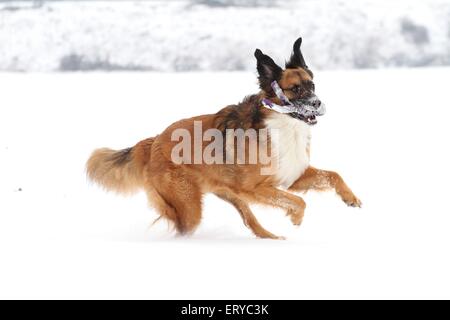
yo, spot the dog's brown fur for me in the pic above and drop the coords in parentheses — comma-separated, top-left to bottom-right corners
(86, 38, 361, 239)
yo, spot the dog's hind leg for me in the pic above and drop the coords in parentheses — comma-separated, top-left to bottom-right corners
(215, 191, 284, 240)
(146, 178, 202, 235)
(146, 185, 179, 231)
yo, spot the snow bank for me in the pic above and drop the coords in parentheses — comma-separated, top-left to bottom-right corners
(1, 0, 450, 72)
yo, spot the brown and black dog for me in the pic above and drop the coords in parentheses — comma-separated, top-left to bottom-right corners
(87, 37, 361, 239)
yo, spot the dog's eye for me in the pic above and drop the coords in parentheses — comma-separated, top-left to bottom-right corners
(290, 85, 301, 93)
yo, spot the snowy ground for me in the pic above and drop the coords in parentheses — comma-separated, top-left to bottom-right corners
(1, 68, 450, 299)
(1, 0, 450, 71)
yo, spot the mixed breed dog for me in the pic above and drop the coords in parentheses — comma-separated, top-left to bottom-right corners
(86, 37, 361, 239)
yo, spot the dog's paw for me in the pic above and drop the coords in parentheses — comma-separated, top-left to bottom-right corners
(256, 233, 286, 240)
(287, 209, 304, 226)
(290, 214, 304, 226)
(343, 194, 362, 208)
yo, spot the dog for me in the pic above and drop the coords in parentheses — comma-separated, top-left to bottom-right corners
(86, 37, 361, 239)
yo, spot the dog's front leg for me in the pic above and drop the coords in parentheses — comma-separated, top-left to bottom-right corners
(289, 167, 362, 207)
(243, 187, 306, 226)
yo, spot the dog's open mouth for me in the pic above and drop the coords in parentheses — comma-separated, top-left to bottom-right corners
(290, 113, 317, 125)
(289, 98, 324, 125)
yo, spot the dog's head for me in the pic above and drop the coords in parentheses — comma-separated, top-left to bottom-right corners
(255, 37, 324, 125)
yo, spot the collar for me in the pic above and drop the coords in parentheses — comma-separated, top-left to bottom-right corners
(261, 98, 297, 114)
(261, 81, 297, 113)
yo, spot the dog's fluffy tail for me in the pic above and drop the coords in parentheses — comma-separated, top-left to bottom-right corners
(86, 138, 155, 195)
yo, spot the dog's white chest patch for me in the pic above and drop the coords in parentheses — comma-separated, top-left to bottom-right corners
(265, 112, 311, 188)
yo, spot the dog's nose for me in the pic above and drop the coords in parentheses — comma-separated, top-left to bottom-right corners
(312, 100, 321, 109)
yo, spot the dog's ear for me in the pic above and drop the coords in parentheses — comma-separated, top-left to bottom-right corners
(286, 37, 311, 74)
(254, 49, 283, 94)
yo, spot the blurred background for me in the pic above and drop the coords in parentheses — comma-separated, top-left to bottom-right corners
(1, 0, 449, 72)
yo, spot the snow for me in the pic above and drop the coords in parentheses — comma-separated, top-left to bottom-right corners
(1, 0, 450, 72)
(1, 68, 450, 299)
